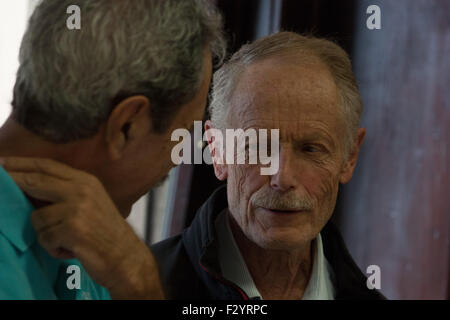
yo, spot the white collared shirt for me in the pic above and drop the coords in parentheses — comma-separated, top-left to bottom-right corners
(214, 209, 335, 300)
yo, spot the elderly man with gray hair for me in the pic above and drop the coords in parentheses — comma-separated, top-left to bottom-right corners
(0, 0, 224, 299)
(152, 32, 385, 300)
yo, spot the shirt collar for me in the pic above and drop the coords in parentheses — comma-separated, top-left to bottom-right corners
(0, 166, 36, 252)
(301, 229, 335, 300)
(215, 209, 335, 300)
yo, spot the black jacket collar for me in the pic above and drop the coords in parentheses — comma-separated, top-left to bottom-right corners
(182, 185, 246, 299)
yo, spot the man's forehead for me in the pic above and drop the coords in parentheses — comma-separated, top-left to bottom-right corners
(237, 55, 336, 91)
(228, 59, 341, 128)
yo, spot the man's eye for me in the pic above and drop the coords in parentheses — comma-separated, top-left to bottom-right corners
(303, 144, 321, 153)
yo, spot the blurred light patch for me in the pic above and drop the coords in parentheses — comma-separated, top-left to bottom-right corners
(0, 1, 38, 126)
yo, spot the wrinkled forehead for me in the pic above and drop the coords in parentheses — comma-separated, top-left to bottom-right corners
(227, 57, 342, 133)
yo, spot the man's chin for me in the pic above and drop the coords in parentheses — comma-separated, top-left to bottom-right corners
(116, 200, 133, 219)
(121, 206, 133, 219)
(252, 229, 316, 250)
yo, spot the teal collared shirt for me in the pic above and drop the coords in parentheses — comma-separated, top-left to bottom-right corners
(0, 166, 110, 300)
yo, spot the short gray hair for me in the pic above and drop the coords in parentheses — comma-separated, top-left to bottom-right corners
(12, 0, 226, 142)
(209, 32, 362, 154)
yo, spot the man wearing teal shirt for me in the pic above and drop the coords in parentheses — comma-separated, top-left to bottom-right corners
(0, 166, 110, 299)
(0, 0, 223, 299)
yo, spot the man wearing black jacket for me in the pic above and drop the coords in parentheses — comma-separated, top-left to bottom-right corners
(152, 32, 386, 300)
(153, 186, 385, 300)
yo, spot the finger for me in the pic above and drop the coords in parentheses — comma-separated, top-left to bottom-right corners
(37, 223, 77, 260)
(8, 171, 78, 203)
(54, 248, 76, 260)
(0, 157, 89, 181)
(31, 203, 70, 233)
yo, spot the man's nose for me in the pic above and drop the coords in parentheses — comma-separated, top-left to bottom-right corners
(269, 146, 298, 192)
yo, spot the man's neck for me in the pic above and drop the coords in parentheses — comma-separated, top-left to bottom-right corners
(228, 213, 313, 300)
(0, 117, 60, 158)
(0, 116, 108, 168)
(0, 118, 70, 208)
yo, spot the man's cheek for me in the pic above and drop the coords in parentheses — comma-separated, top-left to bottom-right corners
(230, 165, 248, 194)
(227, 167, 242, 210)
(238, 166, 262, 200)
(229, 166, 253, 222)
(315, 175, 340, 220)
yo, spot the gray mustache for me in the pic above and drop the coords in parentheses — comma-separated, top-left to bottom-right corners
(252, 189, 314, 211)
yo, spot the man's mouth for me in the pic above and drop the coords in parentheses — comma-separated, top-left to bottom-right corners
(261, 207, 309, 215)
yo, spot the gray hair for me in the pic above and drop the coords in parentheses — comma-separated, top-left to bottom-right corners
(209, 32, 362, 154)
(12, 0, 226, 142)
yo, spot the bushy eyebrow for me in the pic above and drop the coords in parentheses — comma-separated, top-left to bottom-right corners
(236, 120, 339, 150)
(291, 132, 336, 149)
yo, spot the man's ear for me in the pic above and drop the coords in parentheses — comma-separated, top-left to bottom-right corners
(339, 128, 366, 184)
(105, 95, 151, 160)
(205, 120, 227, 181)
